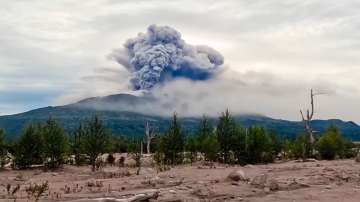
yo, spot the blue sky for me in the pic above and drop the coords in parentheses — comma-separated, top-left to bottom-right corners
(0, 0, 360, 122)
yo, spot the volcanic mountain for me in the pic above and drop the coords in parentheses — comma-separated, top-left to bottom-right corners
(0, 94, 360, 140)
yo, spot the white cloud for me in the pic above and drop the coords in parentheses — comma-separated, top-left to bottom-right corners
(0, 0, 359, 122)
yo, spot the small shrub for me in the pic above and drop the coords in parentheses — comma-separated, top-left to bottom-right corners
(118, 156, 125, 167)
(95, 158, 105, 171)
(155, 163, 171, 173)
(316, 126, 345, 160)
(86, 180, 103, 188)
(25, 181, 49, 202)
(106, 153, 115, 166)
(4, 184, 20, 201)
(61, 184, 82, 194)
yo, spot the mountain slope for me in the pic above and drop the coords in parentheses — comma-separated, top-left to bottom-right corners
(0, 94, 360, 140)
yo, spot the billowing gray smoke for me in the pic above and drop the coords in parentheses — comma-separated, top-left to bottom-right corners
(110, 25, 224, 90)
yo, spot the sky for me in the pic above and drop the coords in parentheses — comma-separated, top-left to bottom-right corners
(0, 0, 360, 122)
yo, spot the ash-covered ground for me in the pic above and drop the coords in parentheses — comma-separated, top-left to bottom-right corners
(1, 156, 360, 202)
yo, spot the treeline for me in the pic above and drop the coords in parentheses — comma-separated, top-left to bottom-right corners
(0, 116, 138, 171)
(0, 110, 357, 171)
(154, 110, 356, 166)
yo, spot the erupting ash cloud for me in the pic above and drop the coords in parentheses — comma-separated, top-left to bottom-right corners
(110, 25, 224, 90)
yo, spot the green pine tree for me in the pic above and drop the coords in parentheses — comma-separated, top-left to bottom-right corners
(185, 136, 198, 164)
(194, 117, 220, 162)
(42, 117, 69, 169)
(82, 116, 109, 171)
(216, 109, 237, 164)
(158, 113, 185, 165)
(246, 126, 273, 163)
(13, 125, 43, 169)
(71, 124, 86, 166)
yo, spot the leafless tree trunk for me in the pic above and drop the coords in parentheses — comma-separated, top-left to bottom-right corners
(300, 89, 315, 146)
(68, 191, 159, 202)
(145, 121, 155, 154)
(300, 89, 324, 157)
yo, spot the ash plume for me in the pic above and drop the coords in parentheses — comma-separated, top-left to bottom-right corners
(109, 25, 224, 90)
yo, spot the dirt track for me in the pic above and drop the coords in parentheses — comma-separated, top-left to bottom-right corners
(1, 159, 360, 201)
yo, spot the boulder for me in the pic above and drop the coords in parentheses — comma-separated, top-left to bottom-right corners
(266, 179, 280, 191)
(227, 169, 247, 182)
(251, 174, 280, 192)
(251, 174, 268, 188)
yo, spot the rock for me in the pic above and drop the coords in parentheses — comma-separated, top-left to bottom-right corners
(244, 164, 255, 168)
(150, 176, 166, 186)
(251, 174, 268, 188)
(323, 167, 335, 172)
(339, 171, 350, 181)
(191, 187, 214, 198)
(138, 167, 156, 176)
(251, 174, 279, 192)
(355, 152, 360, 163)
(227, 169, 247, 182)
(124, 159, 137, 167)
(264, 187, 270, 193)
(266, 179, 280, 191)
(305, 158, 318, 162)
(231, 181, 240, 186)
(285, 180, 310, 191)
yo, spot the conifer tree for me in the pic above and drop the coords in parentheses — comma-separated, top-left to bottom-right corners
(196, 116, 219, 162)
(71, 124, 86, 166)
(159, 113, 185, 165)
(13, 125, 43, 169)
(42, 117, 69, 169)
(216, 109, 237, 163)
(82, 116, 109, 171)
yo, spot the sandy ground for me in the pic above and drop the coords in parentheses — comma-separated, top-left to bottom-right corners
(1, 159, 360, 202)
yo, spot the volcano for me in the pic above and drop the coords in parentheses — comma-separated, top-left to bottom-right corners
(0, 93, 360, 140)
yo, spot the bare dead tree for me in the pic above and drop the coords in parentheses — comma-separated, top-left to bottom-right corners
(300, 89, 325, 156)
(144, 121, 156, 154)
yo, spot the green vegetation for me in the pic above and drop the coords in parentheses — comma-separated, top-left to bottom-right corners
(1, 105, 360, 141)
(13, 125, 43, 169)
(195, 116, 219, 162)
(245, 126, 274, 164)
(0, 109, 357, 171)
(156, 113, 185, 165)
(217, 109, 238, 164)
(42, 118, 69, 169)
(316, 125, 346, 160)
(0, 129, 8, 168)
(71, 124, 86, 166)
(82, 116, 110, 171)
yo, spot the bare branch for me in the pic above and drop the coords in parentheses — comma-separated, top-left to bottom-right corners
(309, 89, 314, 120)
(300, 110, 305, 121)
